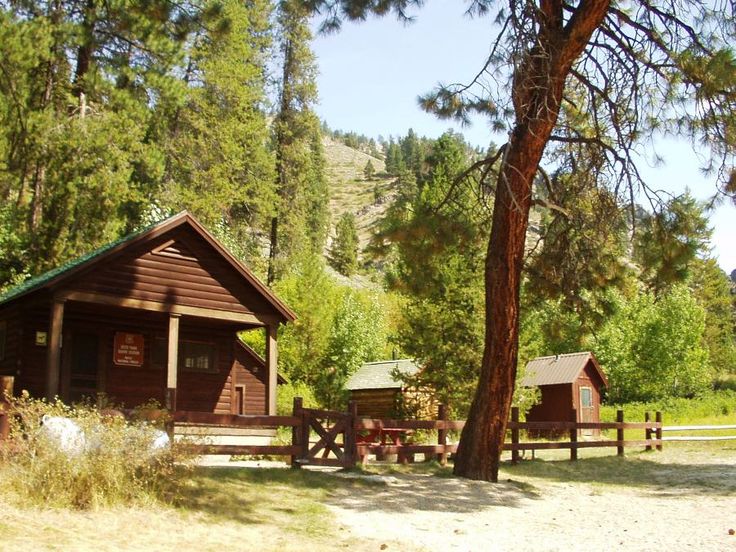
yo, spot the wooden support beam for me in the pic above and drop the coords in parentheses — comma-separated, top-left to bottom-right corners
(45, 300, 65, 400)
(166, 314, 180, 411)
(266, 324, 278, 416)
(510, 406, 520, 465)
(569, 408, 578, 461)
(57, 290, 281, 327)
(617, 410, 625, 456)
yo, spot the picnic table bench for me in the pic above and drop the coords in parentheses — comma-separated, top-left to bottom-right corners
(356, 426, 416, 463)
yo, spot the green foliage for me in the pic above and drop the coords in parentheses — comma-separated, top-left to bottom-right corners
(329, 212, 359, 276)
(0, 0, 199, 283)
(634, 192, 712, 296)
(1, 394, 189, 509)
(162, 0, 276, 251)
(525, 158, 634, 335)
(268, 0, 329, 282)
(276, 380, 318, 415)
(688, 258, 736, 374)
(273, 254, 342, 388)
(317, 290, 388, 408)
(600, 390, 736, 425)
(594, 286, 711, 403)
(363, 160, 375, 181)
(372, 132, 489, 414)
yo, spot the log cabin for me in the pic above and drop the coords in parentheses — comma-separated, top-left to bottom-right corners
(345, 359, 435, 418)
(520, 351, 608, 436)
(0, 212, 295, 416)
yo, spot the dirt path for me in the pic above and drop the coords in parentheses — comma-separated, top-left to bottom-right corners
(326, 449, 736, 551)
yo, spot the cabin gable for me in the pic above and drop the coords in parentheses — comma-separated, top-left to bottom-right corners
(59, 225, 275, 318)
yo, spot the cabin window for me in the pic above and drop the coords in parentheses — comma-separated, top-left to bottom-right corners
(0, 320, 6, 360)
(180, 341, 217, 373)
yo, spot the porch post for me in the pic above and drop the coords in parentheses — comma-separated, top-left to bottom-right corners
(45, 299, 65, 400)
(166, 314, 180, 411)
(266, 324, 278, 416)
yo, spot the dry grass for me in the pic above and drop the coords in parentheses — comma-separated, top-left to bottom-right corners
(0, 467, 389, 551)
(323, 136, 396, 253)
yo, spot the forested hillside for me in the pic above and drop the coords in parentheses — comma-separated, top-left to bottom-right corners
(1, 0, 734, 418)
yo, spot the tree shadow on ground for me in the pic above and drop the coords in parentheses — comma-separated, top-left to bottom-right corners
(503, 449, 736, 497)
(174, 466, 382, 526)
(324, 463, 542, 514)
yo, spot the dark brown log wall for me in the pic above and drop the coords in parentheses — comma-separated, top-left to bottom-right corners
(232, 343, 267, 415)
(63, 225, 273, 315)
(0, 304, 22, 377)
(8, 301, 266, 414)
(350, 388, 400, 418)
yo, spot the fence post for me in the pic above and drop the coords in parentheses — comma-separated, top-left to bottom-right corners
(569, 408, 578, 461)
(645, 411, 652, 452)
(616, 409, 625, 457)
(511, 406, 520, 465)
(655, 411, 663, 452)
(437, 404, 448, 465)
(0, 376, 14, 441)
(291, 396, 303, 469)
(344, 400, 358, 469)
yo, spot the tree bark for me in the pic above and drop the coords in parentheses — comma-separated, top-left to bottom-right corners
(453, 0, 610, 482)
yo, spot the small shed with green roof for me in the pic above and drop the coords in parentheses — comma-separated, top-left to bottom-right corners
(0, 212, 295, 415)
(345, 359, 429, 418)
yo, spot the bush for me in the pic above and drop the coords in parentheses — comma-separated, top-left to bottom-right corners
(0, 393, 191, 509)
(600, 390, 736, 425)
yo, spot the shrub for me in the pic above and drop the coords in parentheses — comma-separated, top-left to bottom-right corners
(600, 390, 736, 424)
(0, 393, 191, 509)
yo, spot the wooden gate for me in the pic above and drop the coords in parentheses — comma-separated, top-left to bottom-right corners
(292, 405, 356, 468)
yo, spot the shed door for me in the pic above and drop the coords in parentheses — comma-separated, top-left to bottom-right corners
(580, 386, 594, 435)
(69, 333, 100, 403)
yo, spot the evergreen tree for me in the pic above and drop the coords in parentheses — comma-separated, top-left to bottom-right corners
(634, 192, 712, 296)
(363, 160, 375, 181)
(0, 0, 202, 284)
(384, 140, 404, 176)
(373, 132, 489, 412)
(329, 213, 359, 276)
(162, 0, 275, 265)
(268, 0, 329, 284)
(689, 258, 736, 374)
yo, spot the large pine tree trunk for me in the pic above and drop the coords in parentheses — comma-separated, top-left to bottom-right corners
(453, 0, 611, 481)
(452, 120, 551, 481)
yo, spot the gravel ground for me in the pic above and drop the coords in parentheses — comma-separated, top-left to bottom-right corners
(326, 447, 736, 552)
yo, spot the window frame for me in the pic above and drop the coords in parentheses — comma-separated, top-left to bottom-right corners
(179, 340, 218, 374)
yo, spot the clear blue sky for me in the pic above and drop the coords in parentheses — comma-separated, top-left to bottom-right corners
(310, 3, 736, 274)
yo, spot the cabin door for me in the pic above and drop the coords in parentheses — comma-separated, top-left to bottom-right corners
(580, 386, 594, 436)
(67, 332, 101, 403)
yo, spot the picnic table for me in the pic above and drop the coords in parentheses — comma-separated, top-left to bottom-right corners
(356, 426, 415, 463)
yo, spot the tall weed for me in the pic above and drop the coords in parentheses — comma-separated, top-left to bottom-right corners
(0, 393, 191, 509)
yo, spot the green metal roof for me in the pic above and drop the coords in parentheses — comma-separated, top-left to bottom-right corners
(0, 219, 164, 306)
(344, 359, 419, 391)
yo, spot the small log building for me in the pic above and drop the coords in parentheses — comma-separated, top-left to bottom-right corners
(0, 212, 295, 415)
(345, 359, 428, 418)
(521, 351, 608, 436)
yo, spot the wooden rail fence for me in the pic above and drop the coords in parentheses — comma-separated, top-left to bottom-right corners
(0, 395, 683, 468)
(660, 424, 736, 442)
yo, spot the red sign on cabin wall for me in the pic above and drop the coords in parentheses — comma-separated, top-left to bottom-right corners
(113, 332, 145, 367)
